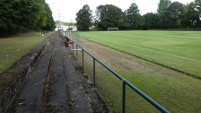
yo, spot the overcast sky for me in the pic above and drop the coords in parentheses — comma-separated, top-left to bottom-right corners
(45, 0, 193, 22)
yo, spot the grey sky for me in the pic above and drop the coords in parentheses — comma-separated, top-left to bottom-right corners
(45, 0, 193, 22)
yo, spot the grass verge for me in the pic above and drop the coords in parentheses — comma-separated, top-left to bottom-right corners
(0, 32, 53, 94)
(0, 32, 53, 73)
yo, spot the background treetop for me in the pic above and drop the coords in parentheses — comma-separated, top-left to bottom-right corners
(75, 0, 201, 30)
(0, 0, 55, 37)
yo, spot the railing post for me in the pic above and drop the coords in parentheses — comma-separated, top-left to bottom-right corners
(122, 79, 126, 113)
(82, 49, 85, 73)
(76, 44, 78, 60)
(72, 42, 74, 52)
(93, 58, 96, 87)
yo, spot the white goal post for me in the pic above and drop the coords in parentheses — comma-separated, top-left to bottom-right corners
(107, 27, 119, 31)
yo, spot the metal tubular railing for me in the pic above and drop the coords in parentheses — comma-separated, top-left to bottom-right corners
(67, 37, 170, 113)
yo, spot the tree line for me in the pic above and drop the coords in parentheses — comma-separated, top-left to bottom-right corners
(76, 0, 201, 31)
(0, 0, 55, 37)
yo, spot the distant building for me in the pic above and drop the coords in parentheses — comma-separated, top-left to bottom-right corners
(55, 25, 77, 31)
(68, 26, 77, 31)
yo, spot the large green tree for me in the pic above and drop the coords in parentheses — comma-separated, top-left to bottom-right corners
(0, 0, 55, 37)
(42, 3, 55, 31)
(95, 4, 125, 30)
(181, 2, 198, 27)
(157, 0, 171, 28)
(125, 3, 144, 29)
(143, 13, 160, 29)
(125, 3, 139, 15)
(158, 0, 171, 14)
(34, 0, 47, 31)
(182, 0, 201, 28)
(161, 2, 185, 28)
(192, 0, 201, 27)
(76, 4, 92, 31)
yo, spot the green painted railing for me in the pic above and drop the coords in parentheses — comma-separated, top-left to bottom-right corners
(65, 36, 170, 113)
